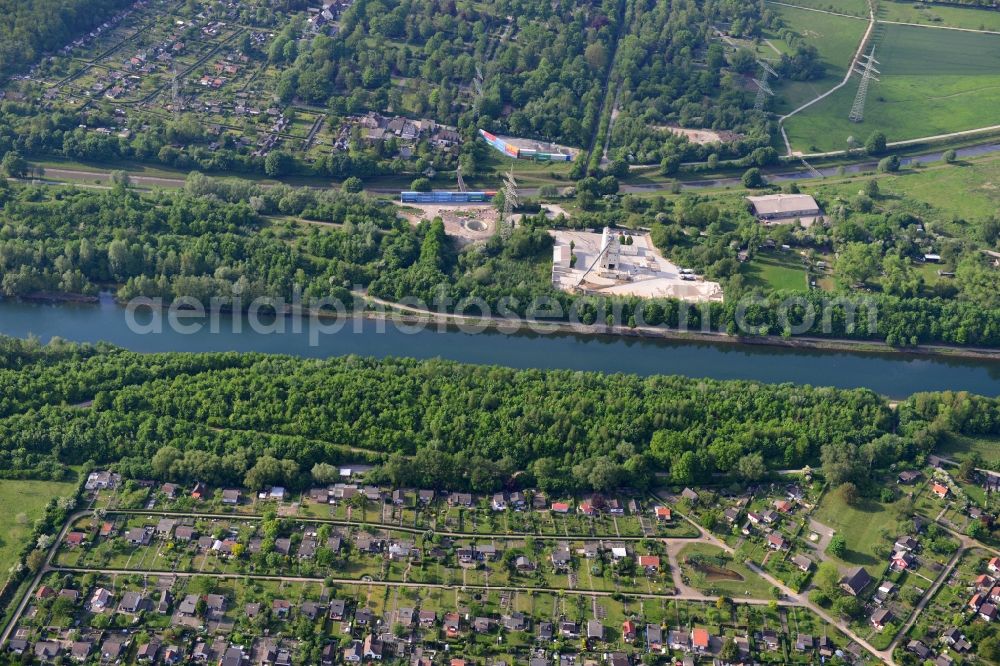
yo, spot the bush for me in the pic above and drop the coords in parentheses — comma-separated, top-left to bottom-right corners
(410, 177, 432, 192)
(342, 176, 364, 193)
(865, 131, 887, 155)
(742, 167, 766, 188)
(877, 155, 900, 173)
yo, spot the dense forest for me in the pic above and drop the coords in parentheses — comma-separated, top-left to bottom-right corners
(0, 338, 993, 495)
(0, 337, 888, 491)
(0, 0, 132, 80)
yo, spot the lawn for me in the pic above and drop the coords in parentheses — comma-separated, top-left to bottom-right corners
(0, 479, 77, 580)
(742, 252, 809, 291)
(879, 0, 1000, 32)
(784, 24, 1000, 152)
(768, 4, 869, 115)
(812, 490, 902, 577)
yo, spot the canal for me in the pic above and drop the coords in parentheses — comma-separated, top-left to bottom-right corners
(1, 299, 999, 398)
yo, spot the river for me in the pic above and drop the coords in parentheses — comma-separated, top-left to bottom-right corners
(1, 299, 998, 398)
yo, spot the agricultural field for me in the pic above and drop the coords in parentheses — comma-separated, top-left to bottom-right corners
(767, 0, 870, 17)
(768, 4, 869, 114)
(0, 479, 77, 578)
(784, 23, 1000, 152)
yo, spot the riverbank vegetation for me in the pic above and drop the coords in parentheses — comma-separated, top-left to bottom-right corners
(5, 170, 1000, 348)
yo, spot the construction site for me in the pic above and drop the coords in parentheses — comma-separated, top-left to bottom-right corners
(550, 228, 724, 302)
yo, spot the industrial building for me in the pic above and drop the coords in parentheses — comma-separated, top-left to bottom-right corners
(550, 228, 723, 302)
(746, 193, 824, 227)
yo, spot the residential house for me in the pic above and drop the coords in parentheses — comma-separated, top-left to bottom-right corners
(136, 639, 160, 662)
(503, 611, 527, 632)
(329, 599, 348, 621)
(646, 624, 663, 651)
(156, 518, 176, 537)
(89, 587, 113, 612)
(222, 489, 241, 505)
(795, 634, 814, 652)
(587, 619, 604, 641)
(70, 641, 92, 662)
(907, 640, 931, 659)
(932, 483, 949, 499)
(362, 635, 383, 661)
(622, 620, 636, 642)
(118, 591, 150, 614)
(551, 547, 571, 571)
(691, 628, 709, 652)
(792, 554, 812, 572)
(654, 506, 671, 521)
(126, 526, 153, 546)
(871, 608, 893, 631)
(841, 567, 873, 596)
(637, 555, 660, 572)
(272, 599, 292, 619)
(343, 640, 362, 663)
(897, 470, 921, 484)
(444, 612, 461, 638)
(667, 630, 689, 651)
(767, 534, 787, 550)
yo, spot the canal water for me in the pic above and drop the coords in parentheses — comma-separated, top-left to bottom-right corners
(1, 299, 998, 398)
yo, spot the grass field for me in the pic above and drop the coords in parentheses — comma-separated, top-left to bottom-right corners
(813, 155, 1000, 223)
(742, 252, 809, 291)
(0, 479, 76, 580)
(880, 0, 1000, 32)
(768, 4, 869, 115)
(812, 491, 901, 577)
(935, 433, 1000, 467)
(784, 24, 1000, 152)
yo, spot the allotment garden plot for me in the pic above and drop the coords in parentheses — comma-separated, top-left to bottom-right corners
(784, 23, 1000, 153)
